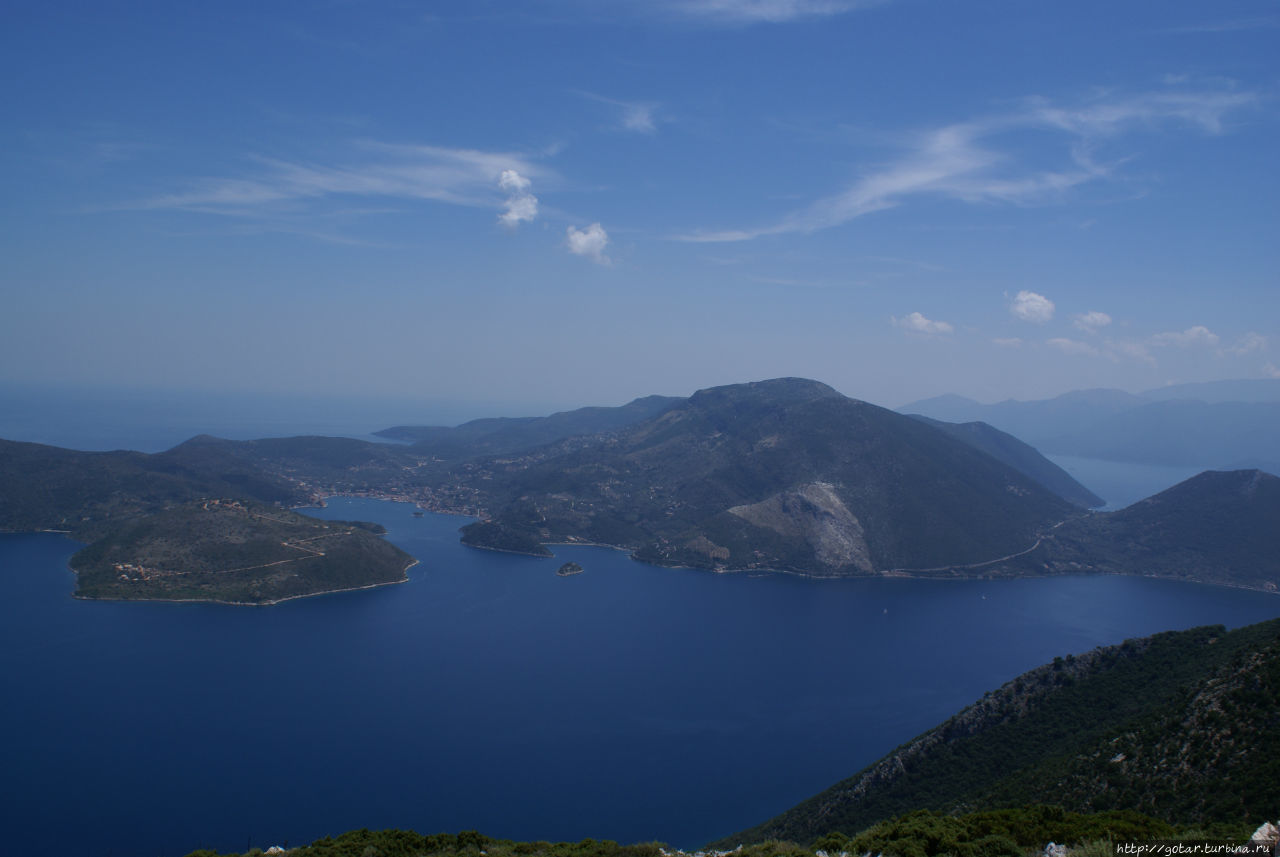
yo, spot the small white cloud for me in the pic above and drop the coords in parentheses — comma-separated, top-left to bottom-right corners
(621, 103, 658, 133)
(1010, 290, 1055, 324)
(992, 337, 1023, 348)
(1047, 337, 1099, 357)
(1223, 331, 1267, 356)
(1073, 310, 1113, 333)
(1150, 325, 1219, 347)
(499, 194, 538, 227)
(576, 91, 662, 134)
(498, 169, 531, 194)
(893, 312, 953, 335)
(497, 169, 538, 227)
(567, 223, 611, 264)
(1265, 362, 1280, 379)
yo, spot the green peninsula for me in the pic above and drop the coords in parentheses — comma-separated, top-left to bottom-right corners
(70, 499, 415, 604)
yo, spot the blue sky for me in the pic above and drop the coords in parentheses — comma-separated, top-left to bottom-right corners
(2, 0, 1277, 414)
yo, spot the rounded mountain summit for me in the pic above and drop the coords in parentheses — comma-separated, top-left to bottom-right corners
(463, 377, 1080, 576)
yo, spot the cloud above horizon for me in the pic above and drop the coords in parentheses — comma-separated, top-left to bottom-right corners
(677, 87, 1257, 242)
(1047, 336, 1157, 366)
(497, 169, 539, 227)
(1223, 331, 1268, 356)
(1010, 291, 1055, 324)
(664, 0, 882, 24)
(577, 91, 662, 133)
(1047, 337, 1099, 358)
(567, 223, 611, 264)
(1073, 310, 1113, 333)
(1150, 325, 1220, 347)
(130, 141, 553, 222)
(893, 311, 953, 335)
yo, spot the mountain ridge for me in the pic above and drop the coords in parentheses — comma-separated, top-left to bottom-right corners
(901, 380, 1280, 469)
(455, 380, 1082, 575)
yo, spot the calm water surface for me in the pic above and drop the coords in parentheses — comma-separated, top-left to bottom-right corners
(3, 497, 1279, 857)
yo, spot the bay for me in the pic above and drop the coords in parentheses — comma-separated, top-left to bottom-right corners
(2, 497, 1279, 857)
(1045, 453, 1210, 510)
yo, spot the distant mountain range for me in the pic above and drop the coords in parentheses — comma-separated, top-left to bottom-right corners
(2, 377, 1276, 598)
(723, 616, 1280, 845)
(900, 378, 1280, 470)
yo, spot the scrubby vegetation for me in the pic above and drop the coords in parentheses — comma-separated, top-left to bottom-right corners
(183, 830, 667, 857)
(726, 619, 1280, 845)
(71, 499, 414, 603)
(179, 809, 1261, 857)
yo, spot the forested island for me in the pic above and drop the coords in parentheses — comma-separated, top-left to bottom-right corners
(71, 499, 414, 604)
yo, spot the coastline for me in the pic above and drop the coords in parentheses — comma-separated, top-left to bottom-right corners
(69, 558, 420, 607)
(49, 486, 1278, 599)
(461, 541, 553, 558)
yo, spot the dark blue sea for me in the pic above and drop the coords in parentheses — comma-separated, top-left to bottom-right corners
(3, 497, 1279, 857)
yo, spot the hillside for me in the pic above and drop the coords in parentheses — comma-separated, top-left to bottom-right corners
(723, 617, 1280, 845)
(908, 416, 1103, 508)
(374, 395, 682, 459)
(0, 437, 306, 539)
(175, 810, 1257, 857)
(1035, 469, 1280, 592)
(457, 379, 1077, 575)
(70, 499, 415, 604)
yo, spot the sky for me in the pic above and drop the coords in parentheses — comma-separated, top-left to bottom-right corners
(2, 0, 1277, 416)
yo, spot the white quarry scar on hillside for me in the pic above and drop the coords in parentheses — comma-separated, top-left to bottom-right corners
(728, 482, 875, 573)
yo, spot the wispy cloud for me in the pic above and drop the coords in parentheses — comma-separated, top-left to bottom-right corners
(1047, 336, 1156, 366)
(1108, 340, 1157, 367)
(893, 312, 953, 335)
(576, 91, 662, 134)
(129, 141, 553, 220)
(664, 0, 883, 25)
(1073, 310, 1113, 333)
(1047, 337, 1100, 358)
(567, 223, 611, 264)
(1150, 325, 1220, 347)
(1221, 331, 1267, 356)
(1027, 90, 1256, 136)
(1160, 16, 1280, 34)
(992, 337, 1023, 348)
(677, 88, 1257, 242)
